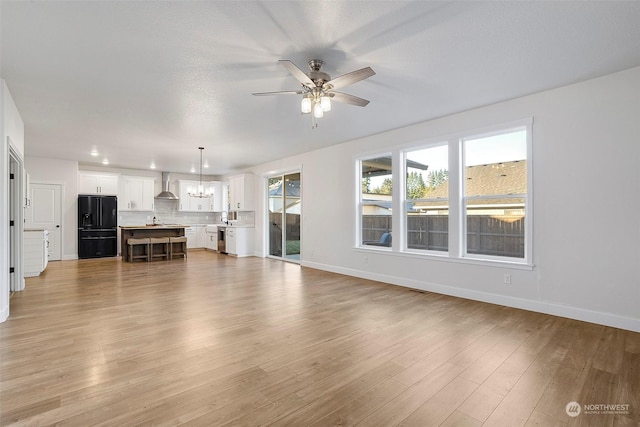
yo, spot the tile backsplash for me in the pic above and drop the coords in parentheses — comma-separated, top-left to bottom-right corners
(118, 199, 255, 226)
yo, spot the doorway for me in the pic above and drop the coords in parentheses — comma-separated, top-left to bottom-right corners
(8, 143, 24, 292)
(25, 183, 62, 261)
(267, 172, 301, 262)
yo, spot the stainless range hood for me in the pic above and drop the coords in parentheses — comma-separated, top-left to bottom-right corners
(155, 172, 179, 200)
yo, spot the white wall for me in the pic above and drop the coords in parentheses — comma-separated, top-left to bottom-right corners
(249, 67, 640, 332)
(25, 157, 79, 260)
(1, 80, 26, 322)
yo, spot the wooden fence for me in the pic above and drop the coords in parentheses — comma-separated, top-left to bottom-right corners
(363, 215, 524, 258)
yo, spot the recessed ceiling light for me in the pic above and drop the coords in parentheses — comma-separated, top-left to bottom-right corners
(90, 150, 99, 157)
(190, 167, 196, 173)
(102, 159, 109, 165)
(203, 162, 209, 169)
(150, 163, 156, 169)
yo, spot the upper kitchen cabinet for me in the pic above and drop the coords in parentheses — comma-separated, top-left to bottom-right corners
(177, 180, 221, 212)
(211, 181, 223, 211)
(78, 172, 119, 195)
(118, 176, 155, 211)
(228, 174, 254, 211)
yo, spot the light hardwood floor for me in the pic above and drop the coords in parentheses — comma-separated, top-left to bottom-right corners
(1, 251, 638, 426)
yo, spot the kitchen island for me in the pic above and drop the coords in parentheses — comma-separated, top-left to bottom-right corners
(120, 225, 188, 262)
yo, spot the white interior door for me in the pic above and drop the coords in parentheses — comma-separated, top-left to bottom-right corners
(26, 183, 62, 261)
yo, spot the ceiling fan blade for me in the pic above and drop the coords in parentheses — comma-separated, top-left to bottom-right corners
(330, 91, 371, 107)
(279, 60, 315, 88)
(324, 67, 375, 91)
(252, 90, 304, 96)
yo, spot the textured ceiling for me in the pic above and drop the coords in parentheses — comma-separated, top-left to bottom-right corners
(2, 1, 640, 175)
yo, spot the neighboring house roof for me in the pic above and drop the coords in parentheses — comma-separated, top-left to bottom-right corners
(413, 160, 526, 209)
(425, 160, 526, 199)
(363, 160, 526, 212)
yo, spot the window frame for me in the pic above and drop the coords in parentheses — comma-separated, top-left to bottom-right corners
(355, 118, 533, 269)
(402, 142, 450, 256)
(460, 122, 532, 265)
(357, 153, 394, 251)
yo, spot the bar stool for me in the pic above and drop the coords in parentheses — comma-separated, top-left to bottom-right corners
(149, 237, 170, 261)
(127, 237, 151, 262)
(169, 236, 188, 259)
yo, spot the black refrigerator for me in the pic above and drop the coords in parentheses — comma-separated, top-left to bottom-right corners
(78, 195, 118, 259)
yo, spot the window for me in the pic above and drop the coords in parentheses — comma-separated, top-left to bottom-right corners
(357, 119, 532, 266)
(360, 156, 393, 248)
(405, 144, 449, 252)
(463, 129, 527, 259)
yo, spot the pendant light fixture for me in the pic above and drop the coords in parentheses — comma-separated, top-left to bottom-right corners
(187, 147, 213, 198)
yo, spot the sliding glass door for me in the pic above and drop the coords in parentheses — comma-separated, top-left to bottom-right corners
(267, 172, 301, 262)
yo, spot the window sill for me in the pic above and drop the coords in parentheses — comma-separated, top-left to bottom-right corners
(354, 246, 534, 271)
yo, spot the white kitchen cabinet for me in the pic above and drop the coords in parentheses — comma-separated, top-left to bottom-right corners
(185, 227, 197, 249)
(226, 227, 236, 255)
(211, 181, 223, 211)
(177, 180, 191, 211)
(225, 227, 253, 257)
(177, 180, 219, 212)
(204, 227, 217, 251)
(184, 226, 206, 249)
(196, 226, 206, 248)
(191, 198, 209, 213)
(118, 176, 155, 211)
(24, 229, 48, 277)
(228, 174, 254, 211)
(78, 172, 119, 195)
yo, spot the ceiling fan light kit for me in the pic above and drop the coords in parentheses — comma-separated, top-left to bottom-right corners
(187, 147, 213, 198)
(253, 59, 375, 128)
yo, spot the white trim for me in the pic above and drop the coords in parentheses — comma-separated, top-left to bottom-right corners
(262, 168, 302, 262)
(460, 121, 533, 265)
(301, 260, 639, 333)
(360, 119, 533, 264)
(459, 118, 534, 142)
(354, 246, 533, 270)
(8, 143, 25, 292)
(356, 152, 394, 249)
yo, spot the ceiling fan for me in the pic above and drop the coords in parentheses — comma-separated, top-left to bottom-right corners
(252, 59, 375, 128)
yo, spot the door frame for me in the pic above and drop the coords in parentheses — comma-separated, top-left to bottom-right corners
(264, 168, 302, 264)
(8, 142, 25, 292)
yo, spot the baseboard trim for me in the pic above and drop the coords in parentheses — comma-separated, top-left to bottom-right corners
(301, 260, 640, 333)
(0, 304, 8, 323)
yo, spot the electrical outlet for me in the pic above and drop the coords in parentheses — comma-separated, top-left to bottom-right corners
(503, 274, 511, 285)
